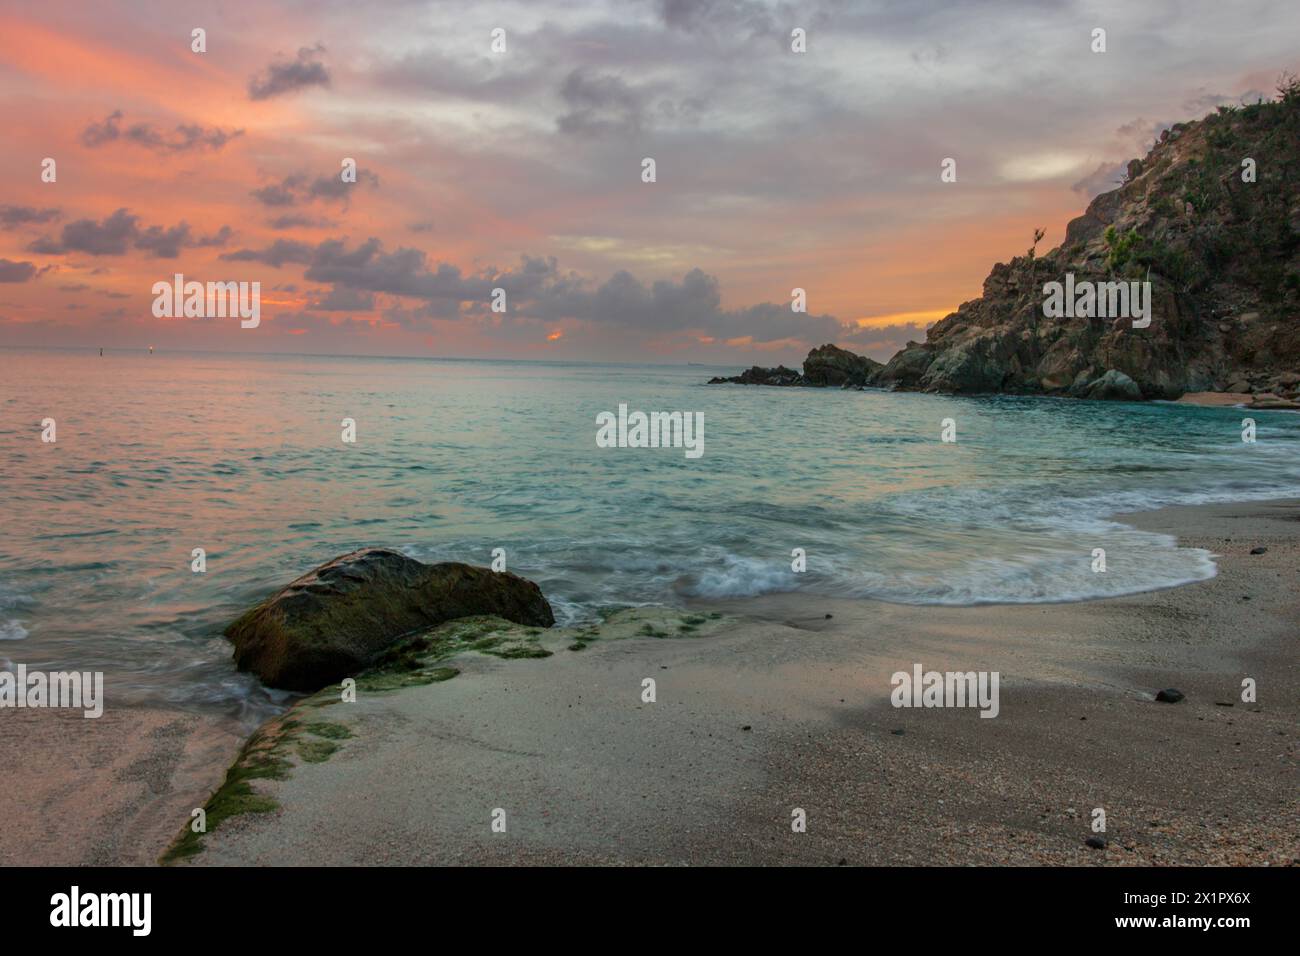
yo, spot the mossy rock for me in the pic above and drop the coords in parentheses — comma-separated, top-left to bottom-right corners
(225, 548, 555, 691)
(297, 739, 339, 763)
(161, 715, 300, 863)
(487, 644, 553, 660)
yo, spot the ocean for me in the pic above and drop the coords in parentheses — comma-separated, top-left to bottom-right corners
(2, 347, 1297, 723)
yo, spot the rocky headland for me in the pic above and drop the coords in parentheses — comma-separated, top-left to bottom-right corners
(711, 82, 1300, 406)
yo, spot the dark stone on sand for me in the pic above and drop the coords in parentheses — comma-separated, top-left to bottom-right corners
(1085, 836, 1107, 849)
(1250, 546, 1267, 554)
(1155, 688, 1185, 703)
(825, 613, 833, 619)
(741, 725, 752, 731)
(225, 547, 555, 691)
(891, 728, 906, 736)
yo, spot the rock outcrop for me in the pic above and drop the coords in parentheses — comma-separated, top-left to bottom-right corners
(226, 548, 555, 691)
(709, 84, 1299, 403)
(708, 364, 804, 386)
(878, 83, 1300, 401)
(709, 343, 882, 388)
(803, 344, 884, 386)
(1083, 369, 1143, 401)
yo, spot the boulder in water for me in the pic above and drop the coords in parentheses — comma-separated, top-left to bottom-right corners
(1084, 369, 1143, 401)
(802, 344, 883, 387)
(226, 548, 555, 691)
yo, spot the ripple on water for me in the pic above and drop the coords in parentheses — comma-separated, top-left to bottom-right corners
(1, 352, 1297, 718)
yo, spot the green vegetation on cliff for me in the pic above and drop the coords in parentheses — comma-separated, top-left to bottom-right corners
(875, 76, 1300, 401)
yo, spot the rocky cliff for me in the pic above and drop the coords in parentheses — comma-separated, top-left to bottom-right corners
(712, 83, 1299, 404)
(878, 80, 1300, 403)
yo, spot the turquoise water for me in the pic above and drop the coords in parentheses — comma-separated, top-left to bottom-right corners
(2, 348, 1297, 722)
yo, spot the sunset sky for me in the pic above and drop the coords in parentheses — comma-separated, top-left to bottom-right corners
(1, 0, 1296, 364)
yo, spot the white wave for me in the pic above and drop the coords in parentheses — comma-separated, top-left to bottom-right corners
(679, 554, 798, 599)
(0, 620, 29, 641)
(836, 547, 1219, 606)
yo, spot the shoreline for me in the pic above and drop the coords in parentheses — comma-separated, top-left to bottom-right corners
(170, 497, 1297, 866)
(0, 704, 245, 866)
(1176, 391, 1300, 410)
(3, 497, 1294, 865)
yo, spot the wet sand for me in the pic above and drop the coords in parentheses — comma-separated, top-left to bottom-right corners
(178, 499, 1299, 866)
(0, 705, 244, 865)
(1177, 391, 1251, 406)
(1178, 391, 1300, 410)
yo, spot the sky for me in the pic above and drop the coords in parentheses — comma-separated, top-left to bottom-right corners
(0, 0, 1296, 364)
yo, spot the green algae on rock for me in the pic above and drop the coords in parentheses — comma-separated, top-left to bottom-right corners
(225, 548, 555, 691)
(167, 605, 729, 862)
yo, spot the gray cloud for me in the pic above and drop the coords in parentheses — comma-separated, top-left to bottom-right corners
(28, 209, 231, 258)
(251, 176, 305, 207)
(80, 110, 243, 152)
(134, 223, 232, 259)
(313, 286, 376, 311)
(29, 209, 139, 256)
(0, 259, 42, 283)
(268, 213, 336, 230)
(222, 239, 316, 267)
(79, 111, 122, 147)
(657, 0, 778, 37)
(555, 68, 708, 137)
(303, 239, 499, 299)
(1116, 117, 1174, 151)
(248, 45, 331, 100)
(1071, 117, 1176, 196)
(220, 234, 846, 345)
(250, 169, 378, 208)
(557, 70, 648, 137)
(0, 205, 61, 228)
(307, 169, 380, 203)
(1071, 160, 1127, 198)
(1182, 88, 1272, 114)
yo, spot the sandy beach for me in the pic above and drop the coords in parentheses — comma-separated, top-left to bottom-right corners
(145, 498, 1298, 867)
(0, 705, 244, 866)
(7, 0, 1300, 895)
